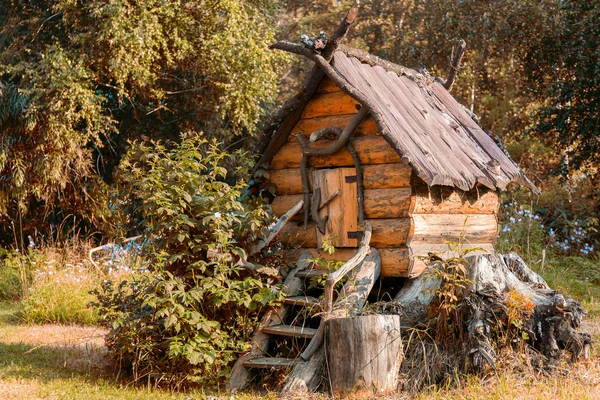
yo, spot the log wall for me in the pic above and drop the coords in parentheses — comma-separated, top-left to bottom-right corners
(266, 78, 500, 278)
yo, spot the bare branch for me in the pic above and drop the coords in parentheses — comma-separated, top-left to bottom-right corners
(444, 39, 467, 91)
(250, 199, 304, 256)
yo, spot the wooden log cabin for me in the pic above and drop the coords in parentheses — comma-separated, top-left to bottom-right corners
(255, 44, 538, 279)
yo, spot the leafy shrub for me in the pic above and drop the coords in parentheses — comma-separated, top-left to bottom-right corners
(92, 136, 282, 387)
(0, 248, 25, 301)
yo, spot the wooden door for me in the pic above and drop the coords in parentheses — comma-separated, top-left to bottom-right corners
(312, 168, 359, 248)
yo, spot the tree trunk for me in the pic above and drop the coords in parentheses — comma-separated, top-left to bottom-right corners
(327, 315, 403, 395)
(395, 252, 591, 370)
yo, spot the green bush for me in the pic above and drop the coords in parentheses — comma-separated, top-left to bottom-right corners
(92, 136, 282, 387)
(0, 248, 24, 301)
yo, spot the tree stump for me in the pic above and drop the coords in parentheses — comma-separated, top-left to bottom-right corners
(326, 314, 402, 395)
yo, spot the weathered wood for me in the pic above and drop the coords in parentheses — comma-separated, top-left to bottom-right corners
(320, 7, 357, 60)
(408, 242, 495, 278)
(284, 247, 410, 277)
(313, 168, 358, 248)
(412, 184, 500, 214)
(466, 253, 591, 368)
(296, 269, 328, 279)
(297, 107, 368, 159)
(300, 246, 380, 361)
(279, 218, 412, 249)
(301, 91, 361, 119)
(411, 213, 498, 244)
(271, 187, 412, 220)
(364, 187, 412, 218)
(250, 200, 303, 256)
(281, 348, 326, 395)
(261, 324, 317, 339)
(270, 136, 401, 170)
(335, 248, 382, 317)
(268, 163, 411, 195)
(327, 315, 402, 395)
(324, 222, 373, 313)
(396, 252, 591, 376)
(226, 253, 311, 391)
(284, 296, 320, 307)
(443, 39, 467, 91)
(290, 115, 379, 140)
(242, 357, 298, 369)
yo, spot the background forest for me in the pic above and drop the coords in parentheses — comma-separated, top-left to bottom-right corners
(0, 0, 598, 396)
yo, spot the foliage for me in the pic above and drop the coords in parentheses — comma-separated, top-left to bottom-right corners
(498, 180, 598, 261)
(278, 1, 599, 234)
(502, 290, 535, 344)
(92, 136, 283, 387)
(305, 238, 345, 291)
(423, 242, 475, 343)
(0, 248, 25, 301)
(0, 0, 285, 243)
(527, 0, 600, 172)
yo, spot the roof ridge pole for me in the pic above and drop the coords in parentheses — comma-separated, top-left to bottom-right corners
(443, 39, 467, 91)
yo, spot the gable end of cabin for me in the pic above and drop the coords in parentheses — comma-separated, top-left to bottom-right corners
(266, 78, 500, 278)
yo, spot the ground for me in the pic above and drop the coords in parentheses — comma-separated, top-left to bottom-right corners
(0, 303, 599, 399)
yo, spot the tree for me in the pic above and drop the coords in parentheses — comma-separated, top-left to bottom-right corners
(527, 0, 600, 174)
(0, 0, 284, 242)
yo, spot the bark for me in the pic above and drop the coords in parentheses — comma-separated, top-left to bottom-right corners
(443, 39, 467, 91)
(396, 252, 591, 371)
(327, 315, 402, 395)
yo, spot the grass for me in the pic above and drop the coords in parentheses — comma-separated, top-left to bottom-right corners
(1, 238, 599, 399)
(0, 302, 279, 400)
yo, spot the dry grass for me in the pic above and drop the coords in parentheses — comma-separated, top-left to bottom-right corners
(0, 294, 599, 399)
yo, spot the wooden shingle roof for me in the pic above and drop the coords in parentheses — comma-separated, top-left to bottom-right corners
(258, 46, 538, 194)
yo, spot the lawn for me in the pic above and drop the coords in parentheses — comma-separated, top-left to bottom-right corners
(0, 299, 599, 400)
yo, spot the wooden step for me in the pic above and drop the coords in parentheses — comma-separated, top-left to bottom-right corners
(242, 357, 298, 369)
(296, 269, 328, 278)
(262, 324, 317, 339)
(284, 296, 320, 307)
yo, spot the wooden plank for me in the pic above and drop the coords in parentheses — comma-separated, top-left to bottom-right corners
(411, 214, 498, 244)
(408, 242, 495, 278)
(280, 218, 412, 249)
(284, 296, 320, 307)
(227, 254, 312, 391)
(301, 91, 361, 119)
(412, 184, 500, 214)
(316, 77, 342, 93)
(271, 187, 412, 220)
(262, 325, 317, 339)
(268, 163, 411, 196)
(290, 115, 378, 140)
(296, 269, 329, 279)
(270, 136, 402, 170)
(285, 248, 411, 277)
(313, 168, 358, 248)
(243, 357, 298, 369)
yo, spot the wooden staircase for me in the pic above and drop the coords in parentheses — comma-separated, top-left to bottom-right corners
(227, 229, 381, 395)
(226, 252, 326, 391)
